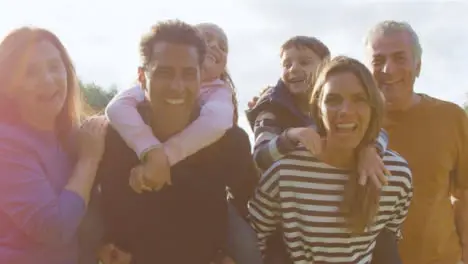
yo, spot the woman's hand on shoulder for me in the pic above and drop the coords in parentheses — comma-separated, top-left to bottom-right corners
(78, 115, 108, 163)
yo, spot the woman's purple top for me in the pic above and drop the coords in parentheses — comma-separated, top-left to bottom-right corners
(0, 120, 86, 264)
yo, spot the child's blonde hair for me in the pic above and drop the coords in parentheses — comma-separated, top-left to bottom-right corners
(195, 23, 238, 124)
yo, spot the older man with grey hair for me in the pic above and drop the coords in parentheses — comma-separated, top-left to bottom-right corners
(364, 20, 468, 264)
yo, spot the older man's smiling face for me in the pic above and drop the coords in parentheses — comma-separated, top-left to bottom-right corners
(367, 31, 421, 111)
(143, 41, 201, 117)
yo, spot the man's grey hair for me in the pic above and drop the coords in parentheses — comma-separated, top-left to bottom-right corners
(365, 20, 422, 62)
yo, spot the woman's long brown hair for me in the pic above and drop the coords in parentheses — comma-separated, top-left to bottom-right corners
(309, 56, 385, 234)
(0, 27, 84, 149)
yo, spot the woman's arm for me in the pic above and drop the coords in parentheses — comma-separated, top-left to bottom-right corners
(65, 116, 108, 204)
(371, 229, 402, 264)
(0, 118, 106, 247)
(375, 155, 413, 264)
(248, 162, 282, 254)
(385, 166, 413, 237)
(163, 87, 234, 166)
(105, 85, 160, 160)
(0, 132, 85, 246)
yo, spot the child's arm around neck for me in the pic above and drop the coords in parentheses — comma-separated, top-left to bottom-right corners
(163, 81, 234, 165)
(105, 85, 161, 159)
(105, 81, 234, 166)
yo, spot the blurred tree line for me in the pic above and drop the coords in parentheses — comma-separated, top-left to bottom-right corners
(80, 81, 118, 113)
(80, 80, 468, 115)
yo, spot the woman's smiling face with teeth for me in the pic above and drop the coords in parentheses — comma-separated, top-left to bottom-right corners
(319, 71, 371, 150)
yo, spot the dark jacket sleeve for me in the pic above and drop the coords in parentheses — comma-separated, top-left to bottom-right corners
(222, 127, 259, 218)
(245, 88, 298, 172)
(371, 229, 402, 264)
(245, 86, 274, 131)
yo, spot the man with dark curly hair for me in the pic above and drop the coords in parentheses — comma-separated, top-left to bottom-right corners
(96, 20, 258, 264)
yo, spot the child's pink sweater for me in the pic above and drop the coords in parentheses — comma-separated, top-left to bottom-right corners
(105, 79, 234, 165)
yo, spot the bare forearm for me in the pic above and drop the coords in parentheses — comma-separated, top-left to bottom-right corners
(65, 158, 100, 205)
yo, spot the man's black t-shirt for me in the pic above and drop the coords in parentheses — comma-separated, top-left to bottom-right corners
(96, 126, 258, 264)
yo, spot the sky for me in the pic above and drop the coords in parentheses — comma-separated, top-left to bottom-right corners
(1, 0, 467, 137)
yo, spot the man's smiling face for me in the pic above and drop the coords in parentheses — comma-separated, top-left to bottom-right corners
(144, 41, 201, 117)
(367, 30, 421, 111)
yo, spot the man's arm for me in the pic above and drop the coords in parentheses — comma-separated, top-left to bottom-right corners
(223, 127, 259, 218)
(97, 127, 139, 253)
(454, 190, 468, 262)
(452, 107, 468, 262)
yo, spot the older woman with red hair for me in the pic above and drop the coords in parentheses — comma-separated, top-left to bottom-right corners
(0, 27, 107, 264)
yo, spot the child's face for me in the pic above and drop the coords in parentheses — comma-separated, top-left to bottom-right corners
(198, 25, 228, 82)
(280, 46, 322, 95)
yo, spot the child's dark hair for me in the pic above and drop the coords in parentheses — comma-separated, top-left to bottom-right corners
(280, 36, 330, 60)
(139, 20, 207, 67)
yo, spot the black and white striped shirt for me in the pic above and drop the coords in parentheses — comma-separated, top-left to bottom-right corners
(249, 149, 413, 264)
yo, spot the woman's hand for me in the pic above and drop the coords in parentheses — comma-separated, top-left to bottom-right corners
(78, 116, 108, 163)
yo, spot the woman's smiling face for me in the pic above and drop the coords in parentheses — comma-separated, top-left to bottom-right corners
(319, 71, 372, 150)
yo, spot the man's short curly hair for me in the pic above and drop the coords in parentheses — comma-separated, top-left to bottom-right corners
(139, 20, 206, 68)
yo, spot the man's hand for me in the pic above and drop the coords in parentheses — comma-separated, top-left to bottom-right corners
(142, 147, 171, 191)
(99, 244, 132, 264)
(357, 146, 389, 189)
(285, 127, 322, 155)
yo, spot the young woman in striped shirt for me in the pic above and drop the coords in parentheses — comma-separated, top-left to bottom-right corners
(249, 56, 413, 264)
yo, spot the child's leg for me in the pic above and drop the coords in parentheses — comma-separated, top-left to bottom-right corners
(226, 203, 263, 264)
